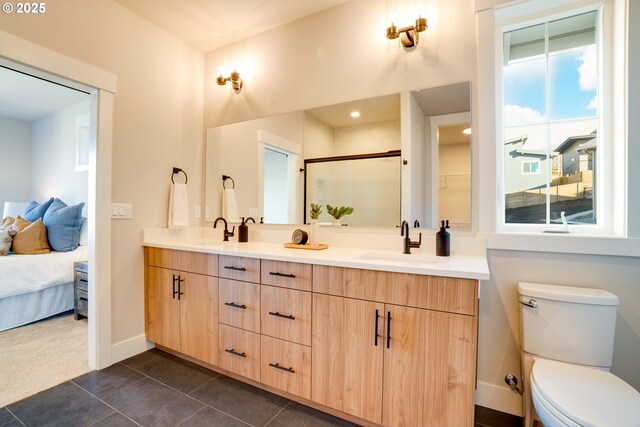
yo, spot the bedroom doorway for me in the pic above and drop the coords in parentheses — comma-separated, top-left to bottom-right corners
(0, 36, 115, 405)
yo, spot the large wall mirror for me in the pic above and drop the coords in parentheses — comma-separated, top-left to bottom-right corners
(205, 82, 471, 229)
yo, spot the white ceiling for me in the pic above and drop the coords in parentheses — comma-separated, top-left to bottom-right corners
(306, 94, 400, 128)
(0, 67, 89, 122)
(114, 0, 350, 52)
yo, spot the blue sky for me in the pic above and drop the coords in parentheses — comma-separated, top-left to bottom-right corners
(503, 45, 597, 126)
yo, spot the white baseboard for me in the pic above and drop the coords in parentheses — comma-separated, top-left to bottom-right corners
(475, 380, 523, 416)
(110, 333, 154, 364)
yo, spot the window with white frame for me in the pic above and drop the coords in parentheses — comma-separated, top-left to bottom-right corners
(500, 7, 604, 227)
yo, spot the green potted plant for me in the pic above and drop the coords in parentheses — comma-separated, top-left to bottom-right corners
(309, 203, 322, 245)
(326, 204, 354, 226)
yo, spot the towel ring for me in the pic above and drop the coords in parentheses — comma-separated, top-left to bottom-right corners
(222, 175, 235, 189)
(172, 167, 188, 184)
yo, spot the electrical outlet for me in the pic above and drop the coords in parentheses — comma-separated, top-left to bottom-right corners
(194, 205, 201, 219)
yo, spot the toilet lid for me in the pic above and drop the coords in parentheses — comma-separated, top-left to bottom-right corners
(532, 360, 640, 427)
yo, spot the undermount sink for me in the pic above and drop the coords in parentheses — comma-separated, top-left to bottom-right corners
(356, 252, 440, 264)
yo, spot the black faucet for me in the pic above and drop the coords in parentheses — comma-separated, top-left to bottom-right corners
(413, 220, 420, 228)
(401, 220, 422, 254)
(214, 217, 235, 241)
(245, 217, 256, 224)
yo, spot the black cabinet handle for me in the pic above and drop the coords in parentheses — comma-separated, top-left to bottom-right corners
(224, 266, 246, 272)
(269, 362, 295, 373)
(177, 276, 184, 300)
(268, 311, 295, 320)
(375, 309, 380, 346)
(224, 302, 247, 310)
(386, 311, 391, 349)
(224, 348, 247, 358)
(269, 272, 296, 278)
(79, 279, 88, 285)
(172, 275, 178, 299)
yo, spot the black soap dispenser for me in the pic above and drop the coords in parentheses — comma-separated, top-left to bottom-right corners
(238, 217, 248, 243)
(436, 220, 450, 256)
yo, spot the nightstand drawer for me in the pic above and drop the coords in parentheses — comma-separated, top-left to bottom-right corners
(219, 324, 260, 382)
(261, 260, 312, 291)
(219, 279, 260, 333)
(77, 288, 88, 300)
(77, 296, 88, 313)
(261, 285, 311, 346)
(219, 255, 260, 283)
(260, 335, 311, 400)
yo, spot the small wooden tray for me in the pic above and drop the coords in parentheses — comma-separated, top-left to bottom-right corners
(284, 243, 329, 250)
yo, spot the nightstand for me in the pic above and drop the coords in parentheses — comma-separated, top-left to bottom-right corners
(74, 260, 88, 320)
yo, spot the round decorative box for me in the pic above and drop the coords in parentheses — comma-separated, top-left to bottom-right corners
(291, 229, 308, 245)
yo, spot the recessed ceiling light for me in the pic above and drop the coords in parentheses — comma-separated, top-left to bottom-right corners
(463, 127, 471, 135)
(350, 111, 361, 118)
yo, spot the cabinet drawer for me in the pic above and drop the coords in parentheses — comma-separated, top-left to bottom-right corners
(261, 260, 312, 291)
(145, 247, 218, 276)
(313, 265, 478, 316)
(219, 255, 260, 283)
(77, 296, 88, 312)
(261, 286, 311, 346)
(219, 324, 260, 382)
(75, 276, 88, 292)
(76, 288, 88, 300)
(219, 279, 260, 333)
(261, 335, 311, 400)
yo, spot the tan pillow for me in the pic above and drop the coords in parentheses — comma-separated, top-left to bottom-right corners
(12, 217, 51, 255)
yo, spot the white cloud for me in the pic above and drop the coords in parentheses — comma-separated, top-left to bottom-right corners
(578, 45, 597, 92)
(504, 104, 546, 127)
(586, 95, 598, 110)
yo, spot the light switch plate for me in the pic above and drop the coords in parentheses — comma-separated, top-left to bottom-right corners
(111, 203, 133, 219)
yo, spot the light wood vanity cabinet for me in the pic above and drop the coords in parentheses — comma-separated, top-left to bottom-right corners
(145, 248, 219, 365)
(311, 265, 478, 427)
(145, 248, 479, 427)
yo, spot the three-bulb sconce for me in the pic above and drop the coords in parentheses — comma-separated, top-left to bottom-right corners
(386, 16, 428, 50)
(216, 70, 243, 93)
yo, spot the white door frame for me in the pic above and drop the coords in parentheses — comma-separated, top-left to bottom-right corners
(1, 31, 116, 369)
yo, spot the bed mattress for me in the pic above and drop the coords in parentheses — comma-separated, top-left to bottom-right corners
(0, 245, 88, 299)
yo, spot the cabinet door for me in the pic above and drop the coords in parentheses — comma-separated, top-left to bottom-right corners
(179, 272, 219, 365)
(383, 304, 477, 427)
(312, 294, 384, 424)
(146, 266, 181, 351)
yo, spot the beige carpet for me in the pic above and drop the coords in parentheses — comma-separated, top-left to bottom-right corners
(0, 313, 90, 407)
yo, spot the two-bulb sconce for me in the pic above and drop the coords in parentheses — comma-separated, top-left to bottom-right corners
(217, 70, 243, 93)
(386, 16, 428, 50)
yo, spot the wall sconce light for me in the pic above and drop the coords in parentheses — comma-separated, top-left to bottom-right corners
(216, 70, 243, 93)
(386, 16, 428, 50)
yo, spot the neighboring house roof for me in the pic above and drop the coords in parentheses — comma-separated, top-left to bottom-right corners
(504, 135, 546, 158)
(554, 130, 597, 154)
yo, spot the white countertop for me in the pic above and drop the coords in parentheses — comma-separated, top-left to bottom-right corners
(143, 231, 490, 281)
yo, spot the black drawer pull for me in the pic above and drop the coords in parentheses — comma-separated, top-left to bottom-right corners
(79, 279, 88, 285)
(224, 266, 246, 272)
(224, 302, 247, 310)
(269, 362, 295, 373)
(79, 297, 88, 302)
(268, 311, 295, 320)
(269, 272, 296, 278)
(224, 348, 247, 358)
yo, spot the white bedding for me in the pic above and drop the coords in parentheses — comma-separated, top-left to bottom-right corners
(0, 245, 88, 299)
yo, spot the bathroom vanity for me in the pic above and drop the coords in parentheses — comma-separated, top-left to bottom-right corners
(143, 235, 488, 427)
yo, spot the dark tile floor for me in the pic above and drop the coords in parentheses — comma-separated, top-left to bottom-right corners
(1, 349, 520, 427)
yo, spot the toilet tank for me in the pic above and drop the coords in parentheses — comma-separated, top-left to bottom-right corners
(518, 282, 619, 367)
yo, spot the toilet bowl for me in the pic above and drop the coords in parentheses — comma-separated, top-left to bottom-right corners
(518, 282, 640, 427)
(530, 359, 640, 427)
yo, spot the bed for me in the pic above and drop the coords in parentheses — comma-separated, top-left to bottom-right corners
(0, 245, 88, 331)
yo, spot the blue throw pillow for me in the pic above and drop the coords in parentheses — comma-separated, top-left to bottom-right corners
(22, 197, 54, 222)
(43, 198, 85, 252)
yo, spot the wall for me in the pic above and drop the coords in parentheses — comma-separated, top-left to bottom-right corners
(204, 0, 476, 128)
(0, 0, 204, 348)
(439, 142, 471, 226)
(0, 116, 31, 211)
(333, 120, 400, 155)
(31, 99, 90, 211)
(303, 113, 334, 159)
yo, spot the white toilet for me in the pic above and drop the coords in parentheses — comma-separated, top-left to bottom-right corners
(518, 282, 640, 427)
